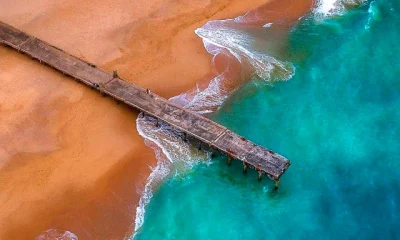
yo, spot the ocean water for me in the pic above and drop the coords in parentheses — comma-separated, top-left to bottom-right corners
(134, 0, 400, 239)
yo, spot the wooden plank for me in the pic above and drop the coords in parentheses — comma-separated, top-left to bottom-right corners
(19, 38, 112, 86)
(104, 78, 226, 144)
(0, 22, 31, 48)
(0, 21, 291, 182)
(212, 130, 289, 180)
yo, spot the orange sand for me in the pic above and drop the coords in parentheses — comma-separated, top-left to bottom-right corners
(0, 0, 313, 239)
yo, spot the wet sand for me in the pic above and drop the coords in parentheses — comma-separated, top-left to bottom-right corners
(0, 0, 313, 239)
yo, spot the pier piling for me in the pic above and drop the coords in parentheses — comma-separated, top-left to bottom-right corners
(243, 162, 248, 173)
(227, 156, 232, 166)
(274, 180, 280, 190)
(258, 171, 263, 181)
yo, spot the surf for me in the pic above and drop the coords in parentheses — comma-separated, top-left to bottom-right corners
(132, 0, 316, 236)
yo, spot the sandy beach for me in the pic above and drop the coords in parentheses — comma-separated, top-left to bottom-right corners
(0, 0, 313, 239)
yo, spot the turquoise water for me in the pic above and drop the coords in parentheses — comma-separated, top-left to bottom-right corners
(135, 1, 400, 239)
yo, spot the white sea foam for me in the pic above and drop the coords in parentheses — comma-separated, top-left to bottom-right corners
(263, 23, 273, 28)
(316, 0, 338, 15)
(170, 45, 241, 114)
(131, 0, 376, 236)
(170, 20, 294, 113)
(315, 0, 366, 16)
(35, 229, 78, 240)
(132, 144, 170, 237)
(365, 1, 384, 29)
(132, 114, 208, 236)
(132, 14, 295, 238)
(195, 20, 294, 82)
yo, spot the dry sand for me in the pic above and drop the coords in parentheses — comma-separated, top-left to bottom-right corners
(0, 0, 313, 239)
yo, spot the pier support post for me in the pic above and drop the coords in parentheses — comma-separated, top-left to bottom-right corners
(227, 156, 232, 166)
(243, 162, 248, 174)
(274, 180, 280, 190)
(258, 171, 263, 181)
(183, 132, 187, 142)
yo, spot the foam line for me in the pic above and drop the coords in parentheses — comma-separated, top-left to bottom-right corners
(130, 0, 360, 236)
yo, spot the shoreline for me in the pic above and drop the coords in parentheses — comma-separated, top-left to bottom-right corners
(0, 0, 314, 239)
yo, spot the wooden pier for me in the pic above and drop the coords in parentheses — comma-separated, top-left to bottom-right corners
(0, 21, 290, 185)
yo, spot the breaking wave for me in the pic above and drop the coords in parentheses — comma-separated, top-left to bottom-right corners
(133, 20, 294, 238)
(35, 229, 78, 240)
(315, 0, 367, 16)
(132, 0, 319, 237)
(172, 20, 294, 114)
(132, 114, 209, 237)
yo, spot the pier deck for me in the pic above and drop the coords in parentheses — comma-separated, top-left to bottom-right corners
(0, 21, 290, 182)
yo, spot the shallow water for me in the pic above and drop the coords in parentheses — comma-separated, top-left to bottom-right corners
(135, 0, 400, 239)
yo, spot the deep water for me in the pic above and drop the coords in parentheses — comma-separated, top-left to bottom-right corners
(135, 0, 400, 239)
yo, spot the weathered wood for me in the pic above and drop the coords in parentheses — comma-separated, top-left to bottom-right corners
(0, 21, 291, 181)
